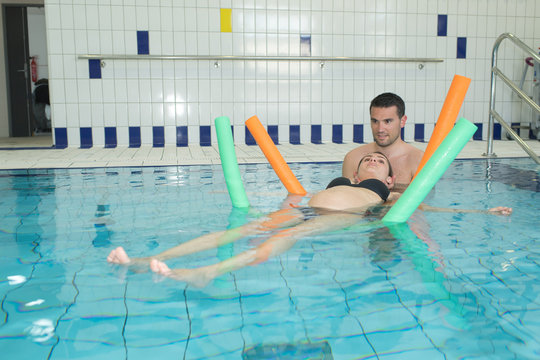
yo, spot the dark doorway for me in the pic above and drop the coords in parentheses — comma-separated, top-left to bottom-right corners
(4, 5, 34, 137)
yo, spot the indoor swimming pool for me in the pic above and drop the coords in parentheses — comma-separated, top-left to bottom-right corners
(1, 158, 539, 359)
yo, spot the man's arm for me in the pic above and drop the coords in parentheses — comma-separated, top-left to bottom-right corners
(342, 147, 368, 178)
(342, 151, 357, 178)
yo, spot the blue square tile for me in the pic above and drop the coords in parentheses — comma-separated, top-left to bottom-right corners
(332, 124, 343, 143)
(153, 126, 164, 147)
(89, 59, 101, 79)
(137, 31, 149, 55)
(437, 14, 447, 36)
(400, 127, 405, 140)
(245, 126, 256, 145)
(311, 125, 321, 144)
(129, 127, 141, 148)
(473, 122, 483, 140)
(267, 125, 279, 145)
(200, 125, 211, 146)
(104, 127, 117, 148)
(457, 37, 467, 59)
(176, 126, 188, 147)
(80, 127, 93, 148)
(54, 128, 68, 149)
(414, 124, 424, 142)
(353, 124, 363, 143)
(289, 125, 301, 144)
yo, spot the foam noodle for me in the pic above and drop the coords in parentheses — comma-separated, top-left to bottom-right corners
(413, 75, 471, 179)
(215, 116, 250, 208)
(245, 116, 306, 195)
(387, 223, 469, 329)
(383, 118, 477, 223)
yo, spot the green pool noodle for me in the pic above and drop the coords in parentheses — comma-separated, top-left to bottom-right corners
(387, 223, 469, 330)
(382, 118, 477, 223)
(215, 116, 250, 209)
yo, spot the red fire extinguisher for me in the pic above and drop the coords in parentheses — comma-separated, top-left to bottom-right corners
(30, 56, 38, 83)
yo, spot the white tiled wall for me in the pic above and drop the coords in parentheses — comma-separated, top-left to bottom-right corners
(44, 0, 540, 147)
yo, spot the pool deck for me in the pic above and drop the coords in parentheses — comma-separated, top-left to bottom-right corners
(1, 135, 540, 169)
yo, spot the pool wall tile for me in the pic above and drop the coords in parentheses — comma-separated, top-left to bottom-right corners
(129, 126, 141, 148)
(45, 2, 533, 148)
(104, 127, 117, 148)
(311, 125, 322, 144)
(220, 8, 232, 32)
(266, 125, 278, 144)
(200, 125, 211, 146)
(152, 126, 165, 147)
(300, 34, 312, 56)
(353, 124, 364, 143)
(457, 37, 467, 59)
(494, 123, 502, 140)
(332, 124, 343, 143)
(474, 123, 483, 140)
(176, 126, 188, 146)
(54, 128, 68, 148)
(289, 125, 301, 144)
(437, 15, 447, 36)
(245, 126, 256, 145)
(80, 127, 93, 148)
(414, 124, 425, 142)
(88, 59, 102, 79)
(137, 31, 149, 55)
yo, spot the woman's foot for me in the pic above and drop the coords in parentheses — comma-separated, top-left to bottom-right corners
(107, 247, 131, 264)
(107, 247, 151, 273)
(150, 259, 215, 288)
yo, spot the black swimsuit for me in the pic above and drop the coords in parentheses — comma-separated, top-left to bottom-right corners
(325, 177, 390, 201)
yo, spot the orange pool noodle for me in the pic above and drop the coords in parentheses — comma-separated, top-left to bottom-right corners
(245, 116, 306, 195)
(413, 75, 471, 179)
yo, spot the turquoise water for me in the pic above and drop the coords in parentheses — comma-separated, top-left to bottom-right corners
(0, 158, 539, 359)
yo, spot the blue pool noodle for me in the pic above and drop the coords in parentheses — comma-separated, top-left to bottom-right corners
(215, 116, 250, 208)
(382, 118, 478, 223)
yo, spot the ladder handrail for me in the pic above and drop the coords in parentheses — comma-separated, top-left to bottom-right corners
(485, 33, 540, 164)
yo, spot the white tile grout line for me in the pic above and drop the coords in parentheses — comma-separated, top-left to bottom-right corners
(0, 141, 539, 170)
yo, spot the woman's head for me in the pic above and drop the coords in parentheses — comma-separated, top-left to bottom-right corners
(354, 152, 394, 188)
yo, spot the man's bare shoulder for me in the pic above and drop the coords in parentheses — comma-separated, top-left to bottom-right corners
(342, 143, 377, 177)
(344, 143, 377, 157)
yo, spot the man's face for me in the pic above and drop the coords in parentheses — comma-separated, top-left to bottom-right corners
(370, 106, 406, 147)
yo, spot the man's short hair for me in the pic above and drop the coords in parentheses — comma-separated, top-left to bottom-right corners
(370, 93, 405, 118)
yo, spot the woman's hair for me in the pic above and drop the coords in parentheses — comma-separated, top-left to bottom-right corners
(357, 151, 393, 177)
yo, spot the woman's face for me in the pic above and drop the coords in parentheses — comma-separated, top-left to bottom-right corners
(355, 152, 393, 187)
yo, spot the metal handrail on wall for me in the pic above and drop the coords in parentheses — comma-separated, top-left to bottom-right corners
(78, 54, 443, 68)
(485, 33, 540, 164)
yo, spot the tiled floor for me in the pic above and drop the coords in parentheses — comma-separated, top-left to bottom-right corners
(1, 135, 539, 169)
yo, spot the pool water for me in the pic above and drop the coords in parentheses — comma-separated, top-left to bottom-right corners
(0, 158, 539, 359)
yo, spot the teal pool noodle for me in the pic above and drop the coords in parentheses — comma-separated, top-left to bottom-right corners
(382, 118, 477, 223)
(215, 116, 250, 208)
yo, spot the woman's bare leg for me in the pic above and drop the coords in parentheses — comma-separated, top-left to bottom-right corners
(150, 213, 360, 287)
(107, 208, 305, 268)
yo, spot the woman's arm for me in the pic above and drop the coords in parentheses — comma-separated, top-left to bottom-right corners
(418, 204, 512, 216)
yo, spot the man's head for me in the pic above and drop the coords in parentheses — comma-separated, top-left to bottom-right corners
(369, 93, 407, 147)
(354, 152, 394, 189)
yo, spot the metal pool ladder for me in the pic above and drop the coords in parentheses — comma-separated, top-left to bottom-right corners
(485, 33, 540, 164)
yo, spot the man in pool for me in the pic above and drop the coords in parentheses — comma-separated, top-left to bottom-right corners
(342, 92, 424, 192)
(107, 152, 512, 288)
